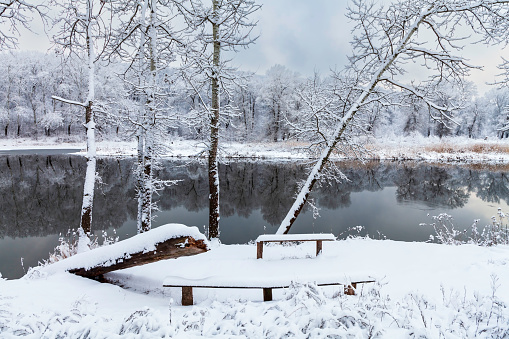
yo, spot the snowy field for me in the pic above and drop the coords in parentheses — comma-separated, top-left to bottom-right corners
(1, 135, 509, 163)
(1, 225, 509, 338)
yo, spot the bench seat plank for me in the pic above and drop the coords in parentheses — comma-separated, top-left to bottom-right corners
(163, 273, 376, 305)
(256, 233, 336, 242)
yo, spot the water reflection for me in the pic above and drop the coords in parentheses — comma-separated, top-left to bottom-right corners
(1, 155, 509, 279)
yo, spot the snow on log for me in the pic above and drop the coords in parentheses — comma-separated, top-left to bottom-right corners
(44, 224, 208, 279)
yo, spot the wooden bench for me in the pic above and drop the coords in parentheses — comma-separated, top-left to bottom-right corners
(256, 233, 336, 259)
(163, 274, 375, 305)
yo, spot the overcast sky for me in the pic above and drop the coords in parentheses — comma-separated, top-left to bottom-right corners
(16, 0, 507, 95)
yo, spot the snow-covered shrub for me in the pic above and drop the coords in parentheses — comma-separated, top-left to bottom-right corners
(44, 229, 119, 265)
(422, 209, 509, 246)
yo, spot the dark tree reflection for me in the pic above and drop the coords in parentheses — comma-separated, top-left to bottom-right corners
(1, 156, 509, 238)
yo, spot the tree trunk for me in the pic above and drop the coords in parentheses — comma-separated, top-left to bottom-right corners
(208, 0, 220, 240)
(80, 100, 95, 237)
(68, 236, 208, 279)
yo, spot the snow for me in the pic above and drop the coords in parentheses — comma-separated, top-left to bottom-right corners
(257, 233, 336, 242)
(40, 224, 208, 274)
(2, 236, 509, 337)
(2, 136, 509, 164)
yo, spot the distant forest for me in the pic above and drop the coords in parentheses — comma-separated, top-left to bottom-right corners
(1, 51, 508, 142)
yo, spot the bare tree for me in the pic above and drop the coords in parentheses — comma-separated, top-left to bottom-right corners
(109, 0, 182, 233)
(277, 0, 509, 234)
(51, 0, 112, 251)
(0, 0, 47, 50)
(177, 0, 260, 239)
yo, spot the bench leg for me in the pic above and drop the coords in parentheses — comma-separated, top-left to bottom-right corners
(182, 286, 193, 306)
(263, 288, 272, 301)
(316, 240, 323, 256)
(345, 283, 357, 296)
(257, 241, 263, 259)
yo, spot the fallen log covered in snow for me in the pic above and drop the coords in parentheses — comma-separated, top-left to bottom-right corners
(43, 224, 208, 279)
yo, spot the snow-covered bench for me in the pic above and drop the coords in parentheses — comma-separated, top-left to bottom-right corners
(256, 233, 336, 259)
(163, 273, 375, 305)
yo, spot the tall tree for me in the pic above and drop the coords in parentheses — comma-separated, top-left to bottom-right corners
(110, 0, 181, 233)
(276, 0, 509, 234)
(51, 0, 112, 251)
(178, 0, 260, 239)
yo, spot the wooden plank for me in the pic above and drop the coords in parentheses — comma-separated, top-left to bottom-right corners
(257, 241, 263, 259)
(345, 282, 357, 296)
(182, 286, 194, 306)
(69, 236, 208, 279)
(316, 240, 322, 256)
(256, 233, 335, 243)
(263, 288, 273, 301)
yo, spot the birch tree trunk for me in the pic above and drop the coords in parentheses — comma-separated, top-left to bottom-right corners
(78, 0, 97, 251)
(208, 0, 220, 239)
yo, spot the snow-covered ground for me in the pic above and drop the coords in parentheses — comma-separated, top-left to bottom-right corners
(1, 135, 509, 163)
(1, 224, 509, 337)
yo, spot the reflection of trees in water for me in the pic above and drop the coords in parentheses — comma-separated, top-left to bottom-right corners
(1, 156, 509, 238)
(394, 166, 469, 208)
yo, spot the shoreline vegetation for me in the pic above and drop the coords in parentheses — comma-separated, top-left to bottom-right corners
(1, 136, 509, 164)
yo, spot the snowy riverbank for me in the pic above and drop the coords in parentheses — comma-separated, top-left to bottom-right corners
(1, 232, 509, 337)
(1, 135, 509, 163)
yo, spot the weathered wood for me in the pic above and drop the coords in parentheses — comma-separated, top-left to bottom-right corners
(345, 282, 357, 296)
(316, 240, 322, 256)
(69, 236, 208, 279)
(182, 286, 194, 306)
(263, 288, 273, 301)
(257, 241, 263, 259)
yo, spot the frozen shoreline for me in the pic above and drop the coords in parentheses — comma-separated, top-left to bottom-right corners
(1, 136, 509, 164)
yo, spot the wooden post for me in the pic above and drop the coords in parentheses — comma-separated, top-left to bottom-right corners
(257, 241, 263, 259)
(316, 240, 323, 256)
(345, 283, 357, 296)
(263, 288, 272, 301)
(182, 286, 194, 306)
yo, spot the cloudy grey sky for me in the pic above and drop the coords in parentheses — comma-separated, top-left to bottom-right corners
(17, 0, 507, 94)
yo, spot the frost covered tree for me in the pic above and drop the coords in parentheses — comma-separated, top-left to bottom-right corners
(51, 0, 112, 251)
(261, 64, 300, 142)
(177, 0, 260, 239)
(0, 0, 47, 50)
(110, 0, 182, 233)
(277, 0, 509, 234)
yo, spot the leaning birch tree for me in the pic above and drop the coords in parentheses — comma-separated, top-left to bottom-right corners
(277, 0, 509, 234)
(51, 0, 111, 251)
(177, 0, 260, 240)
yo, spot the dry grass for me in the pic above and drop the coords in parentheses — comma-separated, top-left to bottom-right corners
(424, 142, 509, 155)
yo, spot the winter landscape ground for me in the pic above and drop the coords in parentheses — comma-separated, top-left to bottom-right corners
(2, 0, 509, 337)
(1, 138, 509, 338)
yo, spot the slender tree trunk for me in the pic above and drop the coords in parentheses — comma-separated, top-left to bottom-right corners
(276, 8, 430, 234)
(78, 0, 97, 252)
(208, 0, 220, 239)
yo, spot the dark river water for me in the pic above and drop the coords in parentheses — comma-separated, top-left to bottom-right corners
(1, 154, 508, 279)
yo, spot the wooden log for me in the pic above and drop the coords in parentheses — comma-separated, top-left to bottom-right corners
(69, 236, 208, 279)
